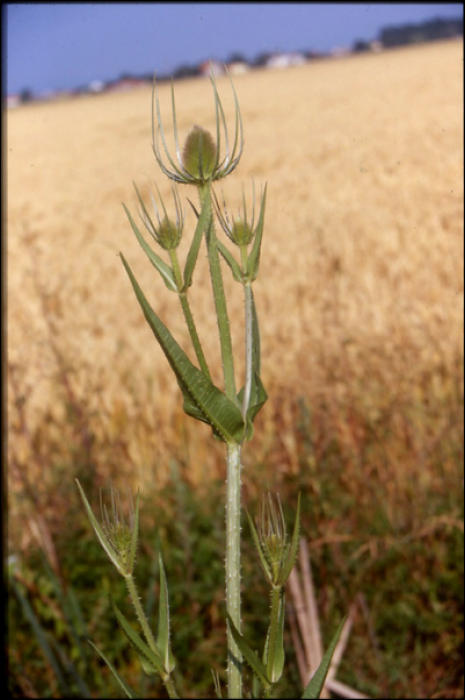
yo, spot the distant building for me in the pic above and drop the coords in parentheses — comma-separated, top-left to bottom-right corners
(266, 52, 306, 69)
(88, 80, 105, 94)
(6, 94, 21, 109)
(227, 61, 250, 75)
(199, 60, 225, 78)
(106, 78, 148, 92)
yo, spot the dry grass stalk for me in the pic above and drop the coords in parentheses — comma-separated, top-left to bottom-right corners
(288, 537, 371, 699)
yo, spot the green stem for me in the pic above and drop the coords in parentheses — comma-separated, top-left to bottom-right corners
(163, 675, 179, 700)
(169, 248, 212, 380)
(225, 441, 242, 698)
(198, 182, 236, 401)
(125, 574, 158, 652)
(125, 574, 179, 699)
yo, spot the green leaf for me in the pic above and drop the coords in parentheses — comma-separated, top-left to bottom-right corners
(75, 479, 125, 576)
(277, 492, 301, 586)
(128, 489, 140, 575)
(244, 508, 272, 582)
(157, 553, 175, 673)
(123, 203, 177, 292)
(247, 183, 267, 281)
(301, 618, 346, 699)
(88, 640, 138, 699)
(226, 613, 271, 690)
(267, 592, 285, 683)
(237, 286, 268, 441)
(217, 239, 244, 283)
(249, 286, 262, 376)
(183, 193, 211, 291)
(238, 371, 268, 441)
(111, 599, 165, 677)
(11, 577, 68, 693)
(121, 253, 246, 443)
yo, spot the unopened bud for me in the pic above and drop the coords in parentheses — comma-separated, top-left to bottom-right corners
(157, 216, 183, 250)
(230, 219, 255, 247)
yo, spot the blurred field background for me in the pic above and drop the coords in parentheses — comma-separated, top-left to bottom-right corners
(7, 40, 463, 698)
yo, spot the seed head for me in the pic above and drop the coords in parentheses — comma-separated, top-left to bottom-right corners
(214, 181, 263, 248)
(182, 125, 218, 181)
(152, 66, 243, 185)
(135, 182, 184, 251)
(100, 482, 139, 577)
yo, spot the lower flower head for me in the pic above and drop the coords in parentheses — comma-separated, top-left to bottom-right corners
(135, 183, 184, 251)
(157, 216, 183, 250)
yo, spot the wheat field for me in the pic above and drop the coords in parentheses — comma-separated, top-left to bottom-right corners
(7, 40, 463, 501)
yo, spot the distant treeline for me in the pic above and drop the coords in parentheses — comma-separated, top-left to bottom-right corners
(378, 16, 463, 48)
(10, 15, 463, 102)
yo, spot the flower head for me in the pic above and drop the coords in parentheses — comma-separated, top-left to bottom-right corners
(246, 492, 301, 588)
(134, 182, 184, 251)
(214, 181, 261, 247)
(152, 67, 243, 185)
(75, 479, 139, 578)
(98, 482, 139, 577)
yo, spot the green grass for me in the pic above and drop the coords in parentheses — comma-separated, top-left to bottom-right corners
(7, 332, 464, 698)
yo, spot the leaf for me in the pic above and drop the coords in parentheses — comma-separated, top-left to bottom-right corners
(123, 203, 177, 292)
(238, 371, 268, 442)
(183, 192, 211, 291)
(121, 253, 246, 443)
(247, 183, 267, 281)
(111, 599, 165, 677)
(267, 591, 285, 683)
(128, 489, 140, 575)
(301, 617, 346, 699)
(11, 577, 67, 693)
(217, 239, 244, 283)
(88, 640, 138, 699)
(226, 612, 271, 690)
(244, 507, 272, 582)
(75, 479, 125, 576)
(157, 553, 176, 673)
(237, 286, 268, 442)
(277, 492, 301, 586)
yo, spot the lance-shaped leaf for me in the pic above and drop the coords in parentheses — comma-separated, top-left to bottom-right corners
(265, 591, 285, 684)
(121, 254, 245, 443)
(217, 239, 244, 284)
(88, 641, 138, 699)
(238, 371, 268, 442)
(238, 286, 268, 441)
(301, 617, 346, 699)
(276, 491, 301, 586)
(245, 507, 272, 582)
(156, 553, 175, 674)
(111, 599, 166, 677)
(123, 204, 177, 292)
(183, 191, 212, 291)
(226, 612, 271, 691)
(127, 490, 140, 575)
(246, 183, 267, 281)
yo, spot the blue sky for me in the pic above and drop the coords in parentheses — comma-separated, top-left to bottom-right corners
(5, 3, 463, 95)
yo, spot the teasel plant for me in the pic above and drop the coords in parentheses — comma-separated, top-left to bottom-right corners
(76, 66, 344, 699)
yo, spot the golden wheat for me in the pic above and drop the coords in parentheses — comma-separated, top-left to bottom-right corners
(7, 40, 463, 491)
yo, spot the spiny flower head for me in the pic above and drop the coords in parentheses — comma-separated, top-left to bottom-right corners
(134, 182, 184, 251)
(246, 492, 301, 588)
(152, 66, 243, 185)
(214, 181, 263, 247)
(99, 482, 139, 577)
